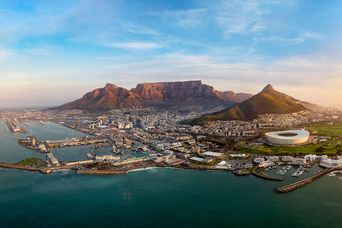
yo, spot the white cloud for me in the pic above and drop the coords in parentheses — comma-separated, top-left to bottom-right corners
(0, 48, 13, 59)
(23, 46, 57, 56)
(214, 0, 296, 37)
(96, 51, 342, 108)
(255, 32, 323, 45)
(121, 22, 160, 35)
(106, 41, 161, 50)
(215, 0, 264, 36)
(149, 8, 208, 28)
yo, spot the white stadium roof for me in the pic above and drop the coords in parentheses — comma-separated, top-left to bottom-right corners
(265, 129, 310, 145)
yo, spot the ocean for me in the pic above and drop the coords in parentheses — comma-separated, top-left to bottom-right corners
(0, 120, 342, 228)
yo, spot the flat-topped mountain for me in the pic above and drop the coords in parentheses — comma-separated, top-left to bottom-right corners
(52, 81, 251, 111)
(193, 84, 308, 124)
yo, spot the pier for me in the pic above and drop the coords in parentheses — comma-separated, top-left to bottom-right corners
(46, 153, 61, 166)
(251, 167, 283, 181)
(0, 162, 71, 174)
(5, 119, 25, 133)
(45, 137, 108, 148)
(276, 167, 342, 193)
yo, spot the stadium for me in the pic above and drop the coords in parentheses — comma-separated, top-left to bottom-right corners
(265, 129, 310, 145)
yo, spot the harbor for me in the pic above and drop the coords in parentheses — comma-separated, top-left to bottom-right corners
(276, 167, 342, 193)
(0, 119, 339, 194)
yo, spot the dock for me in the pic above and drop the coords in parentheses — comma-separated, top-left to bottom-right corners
(45, 137, 108, 148)
(46, 153, 61, 166)
(76, 169, 127, 175)
(276, 167, 342, 193)
(5, 119, 25, 133)
(251, 167, 283, 181)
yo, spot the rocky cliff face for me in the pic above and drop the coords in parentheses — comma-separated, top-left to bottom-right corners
(53, 80, 252, 111)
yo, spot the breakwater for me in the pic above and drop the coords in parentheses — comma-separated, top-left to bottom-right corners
(0, 162, 68, 174)
(276, 167, 342, 193)
(0, 162, 126, 176)
(252, 170, 283, 181)
(5, 120, 25, 133)
(76, 169, 127, 175)
(251, 167, 283, 181)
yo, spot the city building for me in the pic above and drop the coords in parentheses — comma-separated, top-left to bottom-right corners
(320, 158, 342, 168)
(258, 160, 275, 168)
(292, 158, 307, 166)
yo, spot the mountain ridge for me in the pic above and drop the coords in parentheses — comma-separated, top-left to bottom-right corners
(52, 80, 252, 111)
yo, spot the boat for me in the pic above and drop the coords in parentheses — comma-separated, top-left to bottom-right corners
(87, 150, 96, 159)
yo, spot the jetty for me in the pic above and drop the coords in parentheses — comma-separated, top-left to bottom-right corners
(5, 119, 25, 133)
(76, 169, 127, 175)
(251, 167, 283, 181)
(45, 137, 107, 148)
(276, 167, 342, 193)
(0, 162, 71, 174)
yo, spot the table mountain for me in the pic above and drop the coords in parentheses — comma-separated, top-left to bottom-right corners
(52, 81, 251, 111)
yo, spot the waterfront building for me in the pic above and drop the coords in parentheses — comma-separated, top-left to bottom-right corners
(202, 151, 223, 158)
(215, 161, 229, 169)
(304, 154, 318, 161)
(38, 143, 48, 152)
(258, 160, 275, 168)
(95, 155, 120, 161)
(320, 158, 342, 168)
(189, 157, 213, 164)
(267, 156, 280, 162)
(281, 156, 294, 162)
(254, 157, 265, 164)
(292, 158, 307, 166)
(46, 153, 60, 166)
(229, 154, 248, 158)
(65, 160, 94, 166)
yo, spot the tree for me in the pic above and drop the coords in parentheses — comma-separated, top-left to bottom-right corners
(316, 146, 325, 153)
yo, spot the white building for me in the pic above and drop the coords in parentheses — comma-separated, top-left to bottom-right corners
(304, 154, 318, 162)
(320, 158, 342, 168)
(189, 157, 213, 164)
(202, 151, 223, 158)
(292, 158, 307, 166)
(258, 160, 275, 168)
(254, 157, 265, 164)
(95, 155, 120, 161)
(267, 156, 280, 162)
(281, 156, 294, 162)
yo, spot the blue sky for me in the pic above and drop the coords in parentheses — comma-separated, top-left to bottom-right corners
(0, 0, 341, 108)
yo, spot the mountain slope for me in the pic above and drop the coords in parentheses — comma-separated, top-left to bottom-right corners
(194, 84, 307, 123)
(52, 81, 252, 111)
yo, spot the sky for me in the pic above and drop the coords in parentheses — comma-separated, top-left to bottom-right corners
(0, 0, 341, 109)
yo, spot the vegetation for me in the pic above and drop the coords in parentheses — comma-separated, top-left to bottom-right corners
(307, 123, 342, 136)
(237, 142, 341, 156)
(194, 84, 306, 124)
(178, 119, 197, 125)
(236, 122, 342, 155)
(16, 158, 45, 168)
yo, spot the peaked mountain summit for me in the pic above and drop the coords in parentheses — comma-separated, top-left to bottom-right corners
(193, 84, 308, 124)
(52, 81, 252, 111)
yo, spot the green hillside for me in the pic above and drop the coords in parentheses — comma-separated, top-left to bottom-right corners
(194, 84, 306, 124)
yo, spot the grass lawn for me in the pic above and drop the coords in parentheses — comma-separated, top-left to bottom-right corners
(237, 123, 342, 155)
(16, 158, 46, 168)
(237, 142, 341, 155)
(307, 123, 342, 136)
